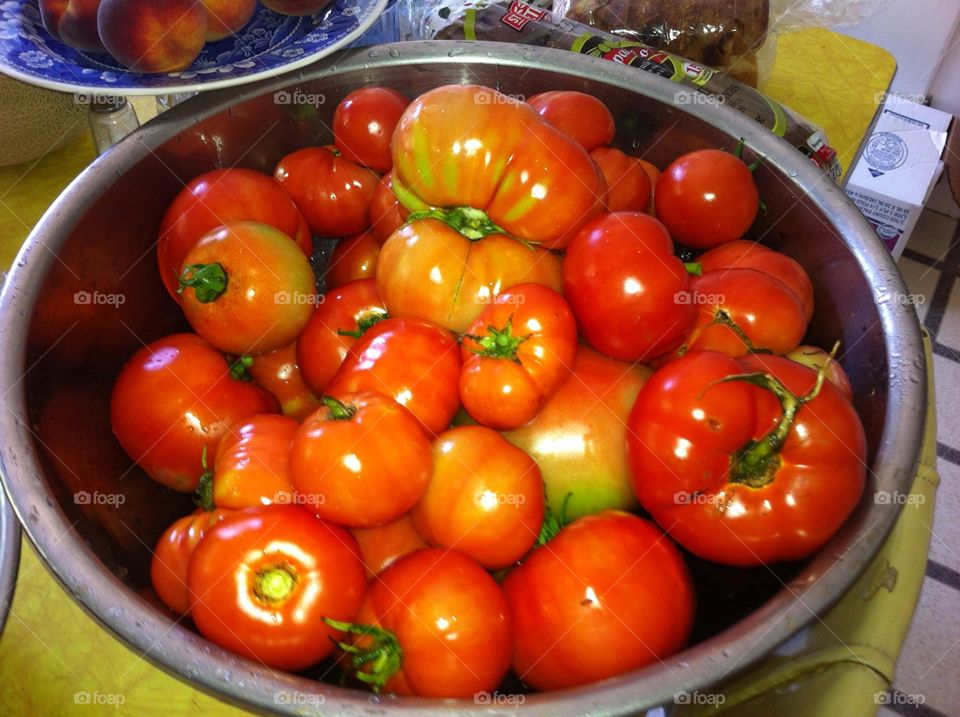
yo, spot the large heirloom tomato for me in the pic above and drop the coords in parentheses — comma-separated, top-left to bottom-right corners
(377, 218, 562, 333)
(503, 346, 649, 520)
(627, 351, 866, 566)
(503, 511, 694, 690)
(188, 505, 366, 671)
(390, 85, 605, 249)
(378, 84, 604, 333)
(110, 333, 279, 492)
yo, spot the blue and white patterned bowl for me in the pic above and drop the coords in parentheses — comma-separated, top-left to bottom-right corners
(0, 0, 387, 95)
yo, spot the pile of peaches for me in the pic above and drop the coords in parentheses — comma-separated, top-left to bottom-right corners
(40, 0, 334, 73)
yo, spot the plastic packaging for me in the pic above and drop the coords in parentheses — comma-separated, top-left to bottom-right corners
(399, 0, 842, 181)
(549, 0, 769, 88)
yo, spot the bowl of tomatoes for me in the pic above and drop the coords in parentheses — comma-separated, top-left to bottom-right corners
(0, 40, 926, 715)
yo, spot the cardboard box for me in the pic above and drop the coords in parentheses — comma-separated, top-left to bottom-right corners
(843, 95, 953, 258)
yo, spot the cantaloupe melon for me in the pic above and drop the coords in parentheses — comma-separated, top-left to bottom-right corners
(0, 75, 88, 167)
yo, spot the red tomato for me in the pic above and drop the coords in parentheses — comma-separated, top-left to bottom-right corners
(674, 268, 808, 358)
(697, 240, 815, 320)
(188, 505, 366, 671)
(786, 345, 854, 402)
(460, 283, 577, 429)
(655, 148, 759, 249)
(590, 146, 651, 212)
(324, 230, 380, 289)
(274, 146, 379, 237)
(350, 514, 428, 578)
(636, 158, 661, 214)
(213, 414, 298, 509)
(412, 426, 544, 569)
(333, 86, 408, 173)
(377, 218, 563, 333)
(151, 509, 229, 615)
(290, 392, 433, 528)
(157, 168, 312, 301)
(527, 90, 616, 151)
(563, 212, 696, 361)
(110, 333, 279, 492)
(627, 351, 866, 565)
(178, 221, 316, 356)
(326, 317, 462, 435)
(246, 341, 320, 421)
(391, 85, 605, 249)
(295, 278, 387, 394)
(503, 346, 648, 520)
(368, 171, 409, 244)
(335, 548, 512, 697)
(503, 511, 694, 690)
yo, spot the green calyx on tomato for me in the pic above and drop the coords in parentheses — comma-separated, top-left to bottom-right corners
(194, 447, 215, 511)
(178, 262, 228, 303)
(253, 563, 298, 604)
(719, 351, 831, 489)
(229, 355, 254, 382)
(406, 206, 506, 241)
(536, 492, 573, 546)
(684, 262, 702, 276)
(322, 395, 358, 421)
(336, 309, 389, 340)
(462, 316, 530, 363)
(323, 618, 404, 693)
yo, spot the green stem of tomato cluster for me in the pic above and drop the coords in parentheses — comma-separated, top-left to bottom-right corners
(323, 618, 403, 693)
(723, 360, 830, 488)
(407, 206, 506, 241)
(323, 395, 358, 421)
(336, 309, 389, 340)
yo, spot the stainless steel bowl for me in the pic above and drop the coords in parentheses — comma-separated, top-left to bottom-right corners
(0, 41, 926, 715)
(0, 484, 19, 636)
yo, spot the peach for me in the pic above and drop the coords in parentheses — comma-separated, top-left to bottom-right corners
(203, 0, 256, 42)
(261, 0, 334, 17)
(40, 0, 106, 52)
(97, 0, 207, 73)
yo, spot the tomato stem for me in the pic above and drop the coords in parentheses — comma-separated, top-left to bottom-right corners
(337, 309, 389, 339)
(323, 618, 403, 693)
(178, 263, 228, 303)
(463, 315, 530, 363)
(322, 395, 357, 421)
(407, 206, 506, 241)
(684, 262, 702, 276)
(193, 447, 215, 511)
(723, 358, 831, 488)
(229, 355, 254, 382)
(536, 492, 573, 546)
(254, 563, 297, 604)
